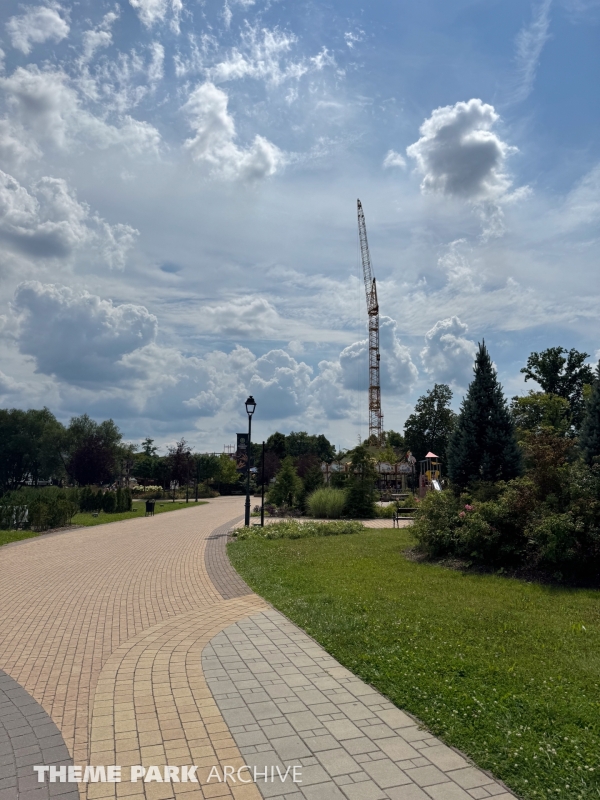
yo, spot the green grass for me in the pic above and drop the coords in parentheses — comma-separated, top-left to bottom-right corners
(72, 500, 208, 526)
(0, 499, 209, 543)
(0, 529, 40, 547)
(228, 528, 600, 800)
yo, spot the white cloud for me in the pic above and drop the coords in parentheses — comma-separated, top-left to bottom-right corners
(511, 0, 552, 103)
(0, 118, 41, 166)
(129, 0, 183, 32)
(208, 25, 308, 85)
(338, 316, 418, 395)
(182, 81, 284, 181)
(148, 42, 165, 85)
(557, 163, 600, 230)
(0, 370, 24, 395)
(0, 171, 138, 268)
(0, 66, 161, 155)
(13, 282, 158, 385)
(344, 30, 365, 49)
(200, 297, 282, 337)
(383, 150, 406, 169)
(6, 5, 69, 55)
(406, 99, 517, 202)
(420, 316, 477, 387)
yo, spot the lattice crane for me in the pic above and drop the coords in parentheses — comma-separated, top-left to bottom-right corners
(357, 199, 383, 445)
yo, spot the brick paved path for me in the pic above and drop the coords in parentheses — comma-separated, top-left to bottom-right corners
(0, 500, 517, 800)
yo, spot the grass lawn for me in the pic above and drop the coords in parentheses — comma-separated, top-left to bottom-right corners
(72, 499, 208, 527)
(0, 499, 209, 545)
(228, 528, 600, 800)
(0, 529, 40, 547)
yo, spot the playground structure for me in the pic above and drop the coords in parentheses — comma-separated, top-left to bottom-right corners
(419, 452, 443, 497)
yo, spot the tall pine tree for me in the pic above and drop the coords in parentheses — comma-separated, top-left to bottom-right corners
(579, 363, 600, 465)
(448, 341, 522, 490)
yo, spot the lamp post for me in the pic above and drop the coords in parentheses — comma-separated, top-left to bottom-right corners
(260, 441, 265, 528)
(244, 396, 256, 527)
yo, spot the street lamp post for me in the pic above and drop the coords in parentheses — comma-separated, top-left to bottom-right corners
(244, 396, 256, 527)
(260, 441, 265, 528)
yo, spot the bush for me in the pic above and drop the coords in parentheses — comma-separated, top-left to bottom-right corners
(306, 487, 346, 518)
(0, 487, 78, 531)
(101, 491, 116, 513)
(374, 503, 396, 518)
(234, 519, 364, 541)
(413, 463, 600, 579)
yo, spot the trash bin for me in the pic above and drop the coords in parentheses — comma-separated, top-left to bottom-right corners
(145, 499, 155, 516)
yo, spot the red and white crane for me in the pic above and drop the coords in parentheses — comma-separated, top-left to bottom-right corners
(357, 199, 383, 445)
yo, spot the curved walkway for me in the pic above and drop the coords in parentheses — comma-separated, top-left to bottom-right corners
(0, 499, 516, 800)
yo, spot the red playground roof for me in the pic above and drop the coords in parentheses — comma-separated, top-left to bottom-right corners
(425, 452, 439, 459)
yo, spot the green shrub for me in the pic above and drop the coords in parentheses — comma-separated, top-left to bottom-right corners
(101, 491, 116, 513)
(0, 487, 78, 531)
(306, 487, 346, 518)
(234, 519, 364, 541)
(374, 503, 396, 518)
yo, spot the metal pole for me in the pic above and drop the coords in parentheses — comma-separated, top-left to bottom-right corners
(195, 460, 199, 503)
(244, 414, 252, 527)
(260, 441, 265, 527)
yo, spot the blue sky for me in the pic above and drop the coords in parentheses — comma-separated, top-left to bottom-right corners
(0, 0, 598, 452)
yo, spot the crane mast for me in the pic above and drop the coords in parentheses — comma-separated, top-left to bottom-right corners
(357, 199, 383, 445)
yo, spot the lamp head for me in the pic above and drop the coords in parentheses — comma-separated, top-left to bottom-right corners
(245, 395, 256, 417)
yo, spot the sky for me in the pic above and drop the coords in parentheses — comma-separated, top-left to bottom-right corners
(0, 0, 598, 453)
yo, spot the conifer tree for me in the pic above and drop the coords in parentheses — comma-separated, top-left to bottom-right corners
(269, 457, 302, 508)
(579, 363, 600, 465)
(448, 341, 522, 490)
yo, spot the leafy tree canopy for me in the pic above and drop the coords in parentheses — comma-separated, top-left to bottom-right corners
(404, 384, 457, 464)
(0, 407, 65, 492)
(521, 347, 593, 432)
(265, 431, 335, 462)
(510, 391, 571, 439)
(579, 363, 600, 466)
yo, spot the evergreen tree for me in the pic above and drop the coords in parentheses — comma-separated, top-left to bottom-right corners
(269, 457, 302, 508)
(580, 363, 600, 465)
(344, 445, 377, 518)
(448, 342, 522, 491)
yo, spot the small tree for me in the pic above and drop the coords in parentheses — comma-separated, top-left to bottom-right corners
(448, 342, 522, 491)
(580, 363, 600, 466)
(403, 384, 456, 464)
(269, 457, 302, 508)
(344, 445, 377, 518)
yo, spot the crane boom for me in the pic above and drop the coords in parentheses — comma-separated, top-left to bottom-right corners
(357, 199, 383, 445)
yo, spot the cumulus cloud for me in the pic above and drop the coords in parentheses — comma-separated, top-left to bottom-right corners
(0, 171, 138, 268)
(338, 317, 418, 395)
(406, 99, 517, 202)
(129, 0, 183, 32)
(0, 66, 161, 155)
(383, 150, 406, 169)
(200, 297, 282, 337)
(13, 282, 157, 385)
(6, 5, 69, 55)
(182, 81, 284, 180)
(511, 0, 552, 103)
(420, 316, 477, 387)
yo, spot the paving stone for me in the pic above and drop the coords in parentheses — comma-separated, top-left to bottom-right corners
(314, 749, 360, 777)
(423, 746, 470, 773)
(446, 769, 496, 790)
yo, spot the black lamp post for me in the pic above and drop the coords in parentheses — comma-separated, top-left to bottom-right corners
(244, 395, 256, 527)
